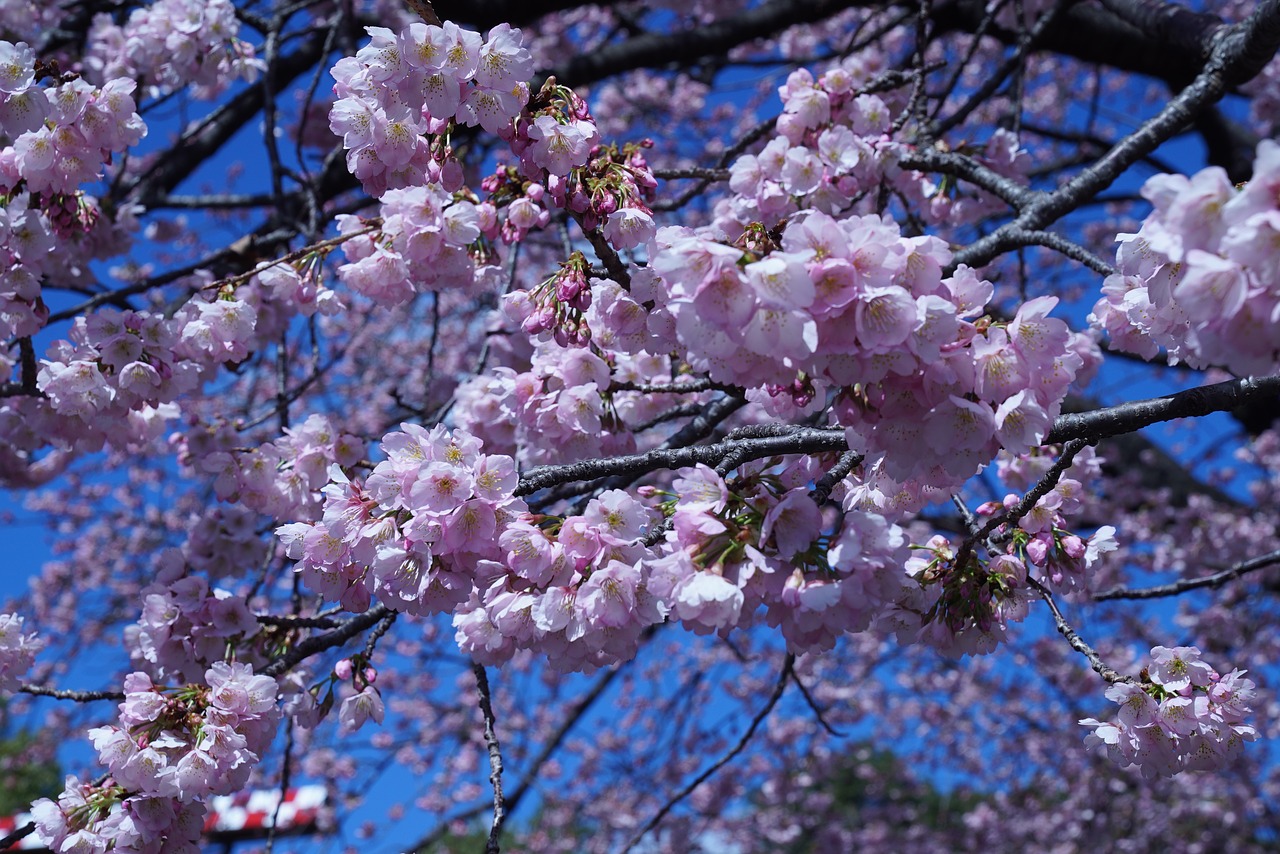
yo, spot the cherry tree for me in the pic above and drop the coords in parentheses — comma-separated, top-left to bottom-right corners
(2, 0, 1280, 850)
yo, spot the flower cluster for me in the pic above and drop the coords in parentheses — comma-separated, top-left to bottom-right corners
(0, 189, 52, 339)
(34, 294, 262, 453)
(721, 62, 903, 230)
(1091, 140, 1280, 375)
(89, 663, 280, 801)
(330, 21, 532, 197)
(127, 576, 261, 683)
(83, 0, 263, 99)
(976, 485, 1118, 597)
(719, 57, 1032, 237)
(0, 47, 145, 197)
(335, 183, 494, 304)
(453, 488, 665, 671)
(276, 424, 522, 616)
(253, 257, 342, 318)
(654, 461, 914, 654)
(39, 308, 196, 422)
(452, 337, 673, 466)
(0, 612, 40, 692)
(0, 35, 150, 349)
(183, 504, 272, 579)
(647, 212, 1087, 485)
(185, 412, 366, 522)
(479, 133, 656, 250)
(1080, 646, 1260, 777)
(543, 139, 656, 242)
(513, 79, 599, 179)
(882, 535, 1034, 657)
(32, 777, 205, 854)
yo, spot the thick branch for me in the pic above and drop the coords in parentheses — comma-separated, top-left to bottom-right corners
(516, 426, 846, 496)
(262, 605, 392, 677)
(952, 0, 1280, 270)
(1046, 375, 1280, 445)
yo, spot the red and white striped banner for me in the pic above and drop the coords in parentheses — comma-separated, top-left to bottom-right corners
(204, 784, 329, 836)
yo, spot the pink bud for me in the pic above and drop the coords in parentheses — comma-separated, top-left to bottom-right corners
(1025, 536, 1049, 566)
(440, 159, 464, 192)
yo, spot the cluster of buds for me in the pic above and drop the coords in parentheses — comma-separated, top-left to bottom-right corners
(975, 480, 1117, 595)
(42, 191, 100, 237)
(504, 250, 593, 346)
(479, 165, 552, 244)
(904, 535, 1031, 656)
(564, 139, 658, 247)
(511, 77, 598, 178)
(478, 77, 658, 250)
(764, 373, 818, 408)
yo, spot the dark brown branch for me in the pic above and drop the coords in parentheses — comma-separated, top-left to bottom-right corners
(0, 821, 35, 850)
(1094, 549, 1280, 601)
(472, 663, 506, 854)
(951, 0, 1280, 270)
(262, 605, 392, 678)
(1027, 575, 1131, 684)
(1046, 375, 1280, 445)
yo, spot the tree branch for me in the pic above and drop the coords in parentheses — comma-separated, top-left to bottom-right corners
(263, 605, 393, 678)
(620, 653, 794, 853)
(1046, 375, 1280, 445)
(951, 0, 1280, 270)
(1094, 549, 1280, 601)
(1027, 575, 1131, 684)
(472, 663, 506, 854)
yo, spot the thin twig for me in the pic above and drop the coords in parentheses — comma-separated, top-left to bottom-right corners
(19, 685, 125, 701)
(263, 716, 295, 854)
(407, 660, 629, 852)
(1027, 575, 1130, 684)
(1094, 549, 1280, 600)
(789, 664, 844, 736)
(362, 611, 398, 659)
(621, 653, 794, 853)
